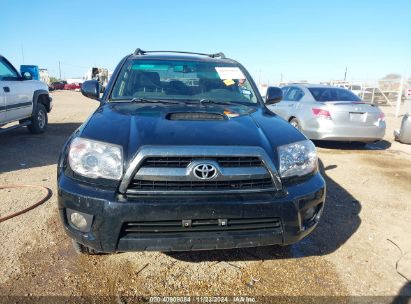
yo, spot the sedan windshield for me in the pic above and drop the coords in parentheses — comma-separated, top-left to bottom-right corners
(309, 87, 361, 102)
(110, 59, 258, 104)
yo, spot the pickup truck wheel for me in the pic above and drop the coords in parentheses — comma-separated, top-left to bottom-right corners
(72, 240, 101, 255)
(28, 104, 48, 134)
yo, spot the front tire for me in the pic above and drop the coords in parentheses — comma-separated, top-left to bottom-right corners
(289, 118, 301, 131)
(28, 104, 48, 134)
(72, 240, 101, 255)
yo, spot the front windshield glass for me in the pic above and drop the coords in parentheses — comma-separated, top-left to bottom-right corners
(110, 59, 258, 104)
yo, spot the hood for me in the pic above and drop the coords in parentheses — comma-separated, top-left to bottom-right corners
(79, 102, 306, 164)
(30, 80, 49, 91)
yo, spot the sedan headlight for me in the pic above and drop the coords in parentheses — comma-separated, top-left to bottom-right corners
(68, 137, 123, 180)
(278, 140, 317, 178)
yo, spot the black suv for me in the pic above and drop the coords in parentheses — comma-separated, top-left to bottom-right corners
(57, 49, 325, 254)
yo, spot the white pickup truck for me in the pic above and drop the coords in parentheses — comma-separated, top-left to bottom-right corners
(0, 55, 52, 134)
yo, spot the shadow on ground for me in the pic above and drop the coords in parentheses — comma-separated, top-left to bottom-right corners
(314, 139, 391, 151)
(392, 282, 411, 303)
(0, 123, 80, 173)
(167, 159, 362, 262)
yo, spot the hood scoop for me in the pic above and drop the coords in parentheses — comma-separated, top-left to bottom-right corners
(166, 112, 227, 121)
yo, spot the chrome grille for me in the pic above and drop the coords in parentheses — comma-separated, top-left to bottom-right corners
(119, 146, 283, 194)
(141, 156, 262, 168)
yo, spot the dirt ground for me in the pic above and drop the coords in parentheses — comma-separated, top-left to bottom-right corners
(0, 91, 410, 302)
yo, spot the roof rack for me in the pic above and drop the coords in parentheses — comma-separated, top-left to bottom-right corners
(133, 48, 226, 59)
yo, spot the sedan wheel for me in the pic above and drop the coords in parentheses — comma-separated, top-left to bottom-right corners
(290, 118, 301, 131)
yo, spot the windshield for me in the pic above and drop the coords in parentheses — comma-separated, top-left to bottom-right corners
(110, 59, 258, 104)
(308, 87, 362, 102)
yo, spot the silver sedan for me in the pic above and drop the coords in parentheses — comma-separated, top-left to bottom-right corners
(267, 84, 386, 143)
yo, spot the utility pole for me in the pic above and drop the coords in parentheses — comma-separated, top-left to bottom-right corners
(59, 61, 62, 80)
(344, 66, 348, 81)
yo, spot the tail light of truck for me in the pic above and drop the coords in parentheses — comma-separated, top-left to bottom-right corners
(312, 108, 332, 119)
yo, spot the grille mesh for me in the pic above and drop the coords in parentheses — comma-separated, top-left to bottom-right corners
(127, 178, 273, 192)
(141, 156, 262, 168)
(121, 217, 282, 235)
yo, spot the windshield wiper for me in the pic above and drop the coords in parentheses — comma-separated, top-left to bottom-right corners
(130, 98, 184, 104)
(198, 99, 239, 106)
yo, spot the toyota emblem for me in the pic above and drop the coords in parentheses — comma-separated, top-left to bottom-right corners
(193, 163, 218, 180)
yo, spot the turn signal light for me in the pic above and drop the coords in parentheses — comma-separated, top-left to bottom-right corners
(312, 108, 331, 119)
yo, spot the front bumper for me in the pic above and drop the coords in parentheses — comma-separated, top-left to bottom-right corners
(58, 173, 326, 252)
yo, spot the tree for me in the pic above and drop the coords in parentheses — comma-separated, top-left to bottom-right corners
(49, 76, 60, 83)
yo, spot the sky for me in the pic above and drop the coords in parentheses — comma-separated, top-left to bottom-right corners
(1, 0, 410, 84)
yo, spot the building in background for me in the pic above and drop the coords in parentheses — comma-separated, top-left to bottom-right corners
(84, 67, 109, 90)
(39, 69, 50, 84)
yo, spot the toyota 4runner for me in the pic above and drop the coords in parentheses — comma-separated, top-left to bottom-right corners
(57, 49, 326, 254)
(0, 55, 52, 134)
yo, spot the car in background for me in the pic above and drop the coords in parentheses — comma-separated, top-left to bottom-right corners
(64, 82, 82, 91)
(49, 81, 67, 91)
(268, 84, 386, 143)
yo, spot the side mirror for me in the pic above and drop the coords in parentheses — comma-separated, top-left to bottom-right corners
(265, 86, 283, 105)
(22, 72, 32, 80)
(81, 80, 100, 100)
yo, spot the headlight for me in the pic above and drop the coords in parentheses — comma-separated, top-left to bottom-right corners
(278, 140, 317, 178)
(68, 137, 123, 180)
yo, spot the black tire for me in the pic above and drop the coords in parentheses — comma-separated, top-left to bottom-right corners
(72, 240, 101, 255)
(28, 103, 48, 134)
(289, 118, 301, 131)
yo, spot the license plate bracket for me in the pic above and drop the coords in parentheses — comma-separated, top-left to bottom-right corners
(350, 112, 366, 122)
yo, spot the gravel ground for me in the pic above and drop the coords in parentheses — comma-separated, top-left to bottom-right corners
(0, 91, 410, 301)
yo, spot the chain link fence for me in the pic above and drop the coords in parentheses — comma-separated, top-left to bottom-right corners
(267, 75, 410, 116)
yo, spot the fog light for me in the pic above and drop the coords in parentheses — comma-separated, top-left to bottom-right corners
(66, 208, 93, 232)
(304, 206, 316, 222)
(70, 212, 87, 230)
